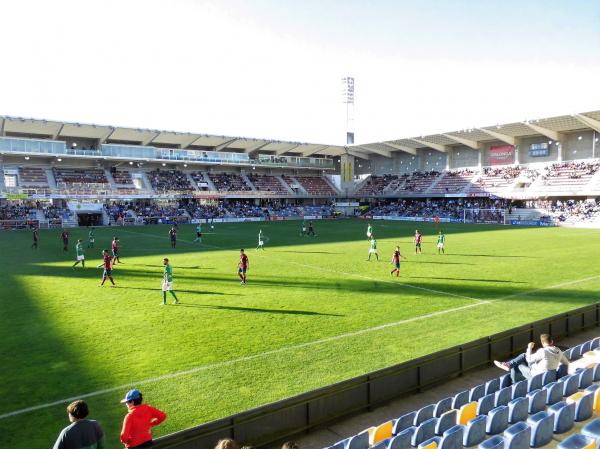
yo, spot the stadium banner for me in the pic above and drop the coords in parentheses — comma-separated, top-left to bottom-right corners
(5, 193, 29, 200)
(510, 220, 556, 227)
(489, 145, 515, 165)
(191, 217, 264, 224)
(373, 215, 461, 223)
(335, 202, 359, 207)
(67, 201, 104, 212)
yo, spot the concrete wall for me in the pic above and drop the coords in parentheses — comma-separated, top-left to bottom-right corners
(450, 145, 479, 168)
(563, 131, 595, 161)
(356, 153, 421, 175)
(420, 149, 447, 171)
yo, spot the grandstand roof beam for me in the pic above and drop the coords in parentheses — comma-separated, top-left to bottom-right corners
(410, 138, 447, 152)
(180, 135, 203, 149)
(346, 149, 370, 160)
(301, 144, 329, 157)
(213, 138, 238, 152)
(0, 117, 5, 136)
(52, 123, 66, 140)
(355, 145, 391, 158)
(141, 132, 161, 146)
(275, 144, 301, 155)
(522, 121, 563, 142)
(442, 133, 482, 150)
(244, 141, 271, 153)
(573, 113, 600, 134)
(380, 142, 417, 155)
(476, 128, 516, 146)
(99, 127, 116, 144)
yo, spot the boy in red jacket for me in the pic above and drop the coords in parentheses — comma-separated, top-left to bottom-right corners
(120, 389, 166, 448)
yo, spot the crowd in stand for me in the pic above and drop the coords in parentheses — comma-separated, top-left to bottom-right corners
(535, 199, 600, 222)
(542, 161, 600, 181)
(209, 173, 252, 191)
(148, 169, 194, 193)
(0, 204, 36, 220)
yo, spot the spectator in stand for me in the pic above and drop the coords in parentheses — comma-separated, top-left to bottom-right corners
(282, 441, 300, 449)
(52, 400, 104, 449)
(120, 389, 167, 449)
(493, 334, 569, 383)
(214, 439, 240, 449)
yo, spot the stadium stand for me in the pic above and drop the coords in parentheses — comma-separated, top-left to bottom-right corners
(148, 169, 194, 193)
(112, 170, 134, 186)
(208, 172, 252, 192)
(537, 162, 600, 193)
(429, 170, 477, 194)
(396, 171, 441, 194)
(53, 167, 109, 186)
(19, 167, 48, 186)
(357, 175, 401, 196)
(294, 176, 337, 195)
(366, 198, 509, 221)
(247, 174, 289, 194)
(0, 204, 36, 220)
(320, 336, 600, 449)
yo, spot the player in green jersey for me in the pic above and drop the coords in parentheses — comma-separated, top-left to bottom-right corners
(88, 227, 95, 248)
(300, 220, 307, 236)
(367, 237, 379, 261)
(193, 223, 202, 243)
(436, 231, 446, 254)
(366, 223, 373, 240)
(72, 239, 86, 268)
(161, 258, 179, 305)
(256, 229, 265, 250)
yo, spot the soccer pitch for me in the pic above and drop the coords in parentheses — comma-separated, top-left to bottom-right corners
(1, 219, 600, 448)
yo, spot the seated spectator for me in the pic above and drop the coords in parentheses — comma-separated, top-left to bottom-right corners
(215, 439, 240, 449)
(52, 400, 104, 449)
(493, 333, 568, 382)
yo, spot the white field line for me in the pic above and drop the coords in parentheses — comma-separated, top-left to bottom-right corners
(2, 272, 600, 420)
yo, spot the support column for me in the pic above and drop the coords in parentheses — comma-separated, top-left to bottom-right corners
(340, 154, 355, 194)
(445, 150, 451, 170)
(477, 150, 482, 169)
(557, 142, 563, 162)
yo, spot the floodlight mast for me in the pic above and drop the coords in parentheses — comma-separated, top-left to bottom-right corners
(342, 76, 355, 146)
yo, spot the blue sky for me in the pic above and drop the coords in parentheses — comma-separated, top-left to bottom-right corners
(1, 0, 599, 145)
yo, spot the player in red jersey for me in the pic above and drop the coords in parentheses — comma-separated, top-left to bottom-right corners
(414, 229, 423, 254)
(31, 227, 39, 250)
(238, 249, 249, 285)
(111, 237, 121, 265)
(98, 249, 116, 286)
(61, 229, 69, 252)
(433, 215, 440, 232)
(390, 246, 405, 277)
(169, 226, 177, 249)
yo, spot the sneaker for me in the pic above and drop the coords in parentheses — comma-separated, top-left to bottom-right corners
(160, 302, 166, 306)
(494, 360, 510, 372)
(173, 300, 179, 305)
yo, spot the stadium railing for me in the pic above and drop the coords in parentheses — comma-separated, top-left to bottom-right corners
(152, 304, 600, 449)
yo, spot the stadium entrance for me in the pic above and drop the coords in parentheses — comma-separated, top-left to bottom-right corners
(76, 213, 102, 226)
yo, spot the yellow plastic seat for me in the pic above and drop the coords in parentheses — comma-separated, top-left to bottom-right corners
(457, 401, 477, 426)
(369, 420, 393, 446)
(566, 391, 585, 404)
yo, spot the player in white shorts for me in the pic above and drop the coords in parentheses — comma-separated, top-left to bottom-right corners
(366, 223, 373, 240)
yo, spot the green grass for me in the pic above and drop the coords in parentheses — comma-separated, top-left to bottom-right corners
(1, 219, 600, 448)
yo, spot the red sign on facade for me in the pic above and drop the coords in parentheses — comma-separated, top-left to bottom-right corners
(489, 145, 515, 165)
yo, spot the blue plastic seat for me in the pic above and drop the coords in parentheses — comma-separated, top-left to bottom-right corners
(585, 384, 600, 394)
(591, 338, 600, 351)
(439, 426, 464, 449)
(558, 364, 569, 379)
(582, 341, 592, 354)
(434, 397, 453, 418)
(572, 345, 583, 360)
(500, 374, 512, 389)
(330, 439, 348, 449)
(542, 370, 557, 386)
(390, 428, 415, 449)
(371, 438, 390, 449)
(347, 433, 369, 449)
(578, 368, 594, 389)
(511, 380, 527, 400)
(593, 364, 600, 383)
(436, 410, 457, 436)
(412, 418, 437, 446)
(563, 375, 580, 397)
(464, 415, 487, 447)
(477, 393, 495, 416)
(557, 433, 596, 449)
(564, 348, 575, 361)
(393, 412, 416, 435)
(470, 384, 486, 402)
(548, 401, 575, 434)
(527, 389, 547, 414)
(486, 378, 500, 395)
(453, 390, 470, 410)
(581, 418, 600, 445)
(527, 373, 544, 393)
(574, 392, 594, 422)
(415, 405, 435, 425)
(486, 406, 509, 435)
(543, 381, 564, 405)
(495, 387, 512, 407)
(504, 421, 531, 449)
(478, 435, 503, 449)
(508, 397, 529, 424)
(527, 411, 554, 448)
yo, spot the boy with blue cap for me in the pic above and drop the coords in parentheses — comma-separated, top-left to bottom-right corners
(120, 389, 166, 448)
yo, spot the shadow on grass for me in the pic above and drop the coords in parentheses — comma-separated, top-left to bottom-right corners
(173, 303, 344, 316)
(446, 253, 539, 259)
(114, 286, 236, 295)
(408, 276, 528, 284)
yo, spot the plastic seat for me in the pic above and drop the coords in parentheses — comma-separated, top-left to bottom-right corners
(565, 348, 575, 362)
(557, 434, 596, 449)
(393, 412, 417, 435)
(527, 389, 547, 414)
(390, 428, 415, 449)
(371, 438, 391, 449)
(495, 387, 512, 407)
(486, 378, 500, 395)
(470, 384, 485, 402)
(486, 406, 509, 435)
(578, 368, 594, 389)
(500, 374, 512, 389)
(417, 438, 438, 449)
(478, 435, 503, 449)
(588, 387, 600, 413)
(458, 402, 478, 426)
(544, 381, 564, 405)
(504, 421, 531, 449)
(563, 375, 580, 397)
(582, 418, 600, 445)
(370, 421, 394, 446)
(543, 370, 557, 386)
(435, 410, 457, 436)
(477, 394, 495, 416)
(416, 405, 436, 425)
(463, 415, 487, 447)
(591, 338, 600, 351)
(572, 345, 583, 360)
(548, 401, 576, 434)
(330, 440, 348, 449)
(558, 364, 569, 379)
(511, 380, 527, 400)
(593, 364, 600, 382)
(412, 418, 437, 446)
(528, 373, 544, 393)
(347, 433, 369, 449)
(582, 341, 592, 354)
(439, 426, 464, 449)
(453, 391, 470, 410)
(435, 398, 453, 418)
(527, 412, 554, 448)
(570, 392, 594, 422)
(508, 397, 529, 424)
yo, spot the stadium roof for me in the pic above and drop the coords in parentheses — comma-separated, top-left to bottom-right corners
(350, 110, 600, 159)
(0, 116, 346, 158)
